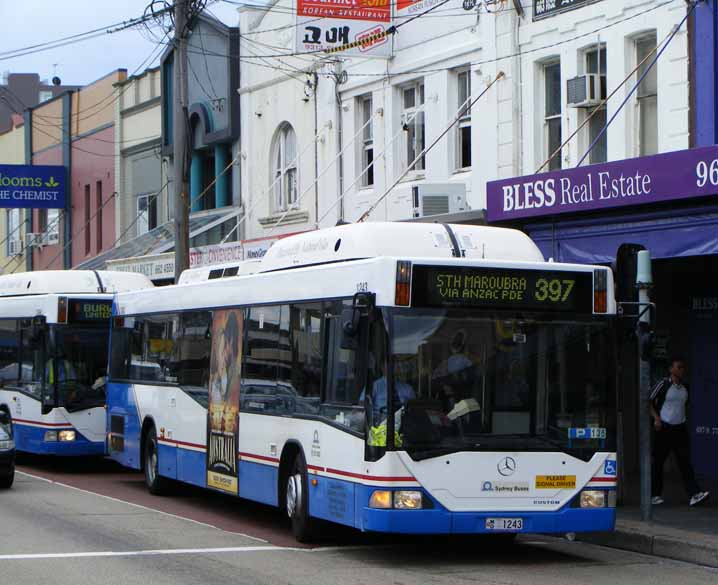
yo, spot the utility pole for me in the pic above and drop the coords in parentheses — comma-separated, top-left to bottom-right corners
(636, 249, 653, 521)
(173, 0, 190, 281)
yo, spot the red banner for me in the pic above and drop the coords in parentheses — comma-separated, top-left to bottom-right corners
(296, 0, 390, 23)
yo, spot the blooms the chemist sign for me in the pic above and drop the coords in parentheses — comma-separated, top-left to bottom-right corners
(0, 164, 66, 209)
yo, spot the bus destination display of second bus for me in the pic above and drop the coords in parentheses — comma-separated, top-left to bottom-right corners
(411, 265, 593, 313)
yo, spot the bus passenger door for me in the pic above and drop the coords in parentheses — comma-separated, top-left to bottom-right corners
(18, 318, 52, 414)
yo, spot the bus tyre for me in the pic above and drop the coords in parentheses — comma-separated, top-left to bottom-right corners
(144, 427, 169, 495)
(0, 471, 13, 489)
(286, 453, 316, 542)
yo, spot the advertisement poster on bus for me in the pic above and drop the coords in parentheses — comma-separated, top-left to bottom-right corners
(295, 0, 391, 57)
(206, 309, 244, 494)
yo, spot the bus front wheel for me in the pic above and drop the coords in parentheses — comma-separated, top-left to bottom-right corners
(286, 453, 316, 542)
(144, 426, 169, 495)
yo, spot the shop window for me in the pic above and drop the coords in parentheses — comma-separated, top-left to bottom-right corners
(6, 209, 21, 256)
(637, 34, 658, 156)
(359, 95, 374, 187)
(84, 184, 91, 255)
(137, 192, 158, 236)
(271, 123, 298, 211)
(544, 61, 562, 171)
(401, 81, 425, 173)
(457, 69, 472, 170)
(96, 181, 103, 251)
(585, 47, 607, 164)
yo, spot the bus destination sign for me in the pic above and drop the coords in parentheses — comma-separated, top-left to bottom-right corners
(68, 299, 113, 323)
(411, 265, 593, 313)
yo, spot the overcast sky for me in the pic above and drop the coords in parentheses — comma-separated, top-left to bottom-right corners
(0, 1, 241, 86)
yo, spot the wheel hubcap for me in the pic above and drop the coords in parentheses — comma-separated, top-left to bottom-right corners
(147, 444, 157, 484)
(286, 473, 301, 518)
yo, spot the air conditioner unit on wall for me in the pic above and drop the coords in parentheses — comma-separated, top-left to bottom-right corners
(26, 233, 43, 248)
(412, 183, 468, 219)
(44, 231, 59, 246)
(8, 239, 23, 256)
(567, 74, 607, 108)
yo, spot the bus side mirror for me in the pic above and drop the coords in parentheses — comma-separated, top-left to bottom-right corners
(0, 410, 10, 425)
(341, 308, 361, 350)
(340, 292, 375, 350)
(30, 315, 47, 344)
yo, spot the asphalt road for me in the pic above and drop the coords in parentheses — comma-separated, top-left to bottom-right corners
(1, 457, 717, 585)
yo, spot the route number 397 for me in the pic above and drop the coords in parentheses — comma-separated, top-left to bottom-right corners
(696, 159, 718, 188)
(535, 278, 575, 303)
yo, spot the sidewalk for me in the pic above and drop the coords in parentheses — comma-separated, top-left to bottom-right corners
(578, 479, 718, 567)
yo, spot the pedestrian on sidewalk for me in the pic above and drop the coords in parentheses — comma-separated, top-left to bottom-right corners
(649, 357, 710, 507)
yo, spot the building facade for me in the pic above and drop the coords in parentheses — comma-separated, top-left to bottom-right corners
(160, 12, 241, 248)
(114, 67, 166, 245)
(25, 70, 126, 270)
(0, 114, 27, 273)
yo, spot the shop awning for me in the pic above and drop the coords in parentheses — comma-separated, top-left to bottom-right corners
(527, 205, 718, 264)
(75, 208, 239, 270)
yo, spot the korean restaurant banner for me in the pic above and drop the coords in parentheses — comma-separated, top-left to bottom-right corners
(295, 0, 391, 57)
(206, 309, 244, 494)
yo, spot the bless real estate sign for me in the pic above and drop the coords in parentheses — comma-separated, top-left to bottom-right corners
(486, 146, 718, 222)
(0, 164, 66, 209)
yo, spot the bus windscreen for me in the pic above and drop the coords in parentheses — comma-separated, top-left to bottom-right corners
(411, 265, 593, 314)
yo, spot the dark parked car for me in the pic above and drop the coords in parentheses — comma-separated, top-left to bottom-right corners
(0, 410, 15, 489)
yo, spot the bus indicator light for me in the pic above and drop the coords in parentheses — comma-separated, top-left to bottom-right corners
(57, 296, 68, 323)
(593, 269, 608, 313)
(395, 261, 412, 306)
(369, 490, 392, 509)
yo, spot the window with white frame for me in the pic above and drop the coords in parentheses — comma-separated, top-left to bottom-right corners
(271, 123, 298, 211)
(47, 209, 60, 241)
(401, 81, 425, 172)
(636, 34, 658, 156)
(586, 46, 607, 164)
(457, 70, 472, 170)
(359, 95, 374, 187)
(6, 209, 21, 255)
(544, 61, 562, 171)
(137, 192, 158, 236)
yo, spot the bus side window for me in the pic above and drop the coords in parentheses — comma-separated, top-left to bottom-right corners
(321, 300, 363, 432)
(0, 319, 19, 385)
(242, 306, 282, 414)
(277, 304, 322, 415)
(176, 311, 212, 389)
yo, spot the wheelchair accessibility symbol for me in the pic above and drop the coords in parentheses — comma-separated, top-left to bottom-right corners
(604, 460, 617, 476)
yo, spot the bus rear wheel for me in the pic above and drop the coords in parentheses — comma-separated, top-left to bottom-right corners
(144, 426, 169, 495)
(286, 453, 316, 543)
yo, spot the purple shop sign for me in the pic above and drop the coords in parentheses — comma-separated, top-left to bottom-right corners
(486, 146, 718, 222)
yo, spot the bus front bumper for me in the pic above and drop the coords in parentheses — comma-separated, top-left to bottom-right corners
(361, 506, 615, 534)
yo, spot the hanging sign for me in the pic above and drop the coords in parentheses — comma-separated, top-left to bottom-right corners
(295, 0, 392, 57)
(533, 0, 602, 21)
(487, 145, 718, 222)
(0, 164, 66, 209)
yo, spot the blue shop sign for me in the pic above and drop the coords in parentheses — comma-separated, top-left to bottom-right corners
(0, 164, 66, 209)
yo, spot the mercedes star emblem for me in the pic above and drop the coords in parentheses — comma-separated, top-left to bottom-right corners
(497, 456, 517, 476)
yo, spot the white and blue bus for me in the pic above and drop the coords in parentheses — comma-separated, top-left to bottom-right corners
(107, 223, 618, 541)
(0, 270, 153, 456)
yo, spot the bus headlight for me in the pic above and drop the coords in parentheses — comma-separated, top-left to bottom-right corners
(0, 439, 14, 450)
(58, 430, 76, 442)
(44, 431, 58, 442)
(580, 490, 606, 508)
(393, 491, 423, 509)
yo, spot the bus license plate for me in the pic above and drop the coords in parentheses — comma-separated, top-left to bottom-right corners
(485, 518, 523, 531)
